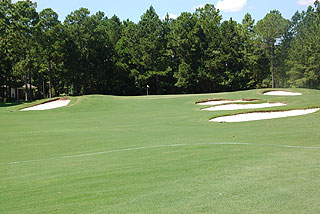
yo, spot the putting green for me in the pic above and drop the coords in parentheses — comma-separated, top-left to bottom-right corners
(1, 88, 320, 213)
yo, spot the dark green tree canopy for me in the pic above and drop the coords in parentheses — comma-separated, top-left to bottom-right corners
(255, 10, 290, 88)
(1, 1, 319, 100)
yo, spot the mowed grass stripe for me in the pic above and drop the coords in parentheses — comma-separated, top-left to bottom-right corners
(2, 142, 320, 166)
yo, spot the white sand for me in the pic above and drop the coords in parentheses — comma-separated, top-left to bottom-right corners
(20, 99, 71, 111)
(210, 108, 319, 122)
(197, 100, 253, 106)
(263, 91, 302, 96)
(202, 102, 286, 111)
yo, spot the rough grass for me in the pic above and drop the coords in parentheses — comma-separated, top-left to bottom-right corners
(1, 88, 320, 213)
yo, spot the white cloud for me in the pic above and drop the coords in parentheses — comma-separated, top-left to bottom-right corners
(162, 13, 178, 20)
(297, 0, 316, 5)
(216, 0, 247, 12)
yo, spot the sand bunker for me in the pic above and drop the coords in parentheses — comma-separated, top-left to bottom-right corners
(197, 99, 257, 106)
(263, 91, 302, 96)
(202, 102, 286, 111)
(210, 108, 319, 122)
(20, 98, 70, 111)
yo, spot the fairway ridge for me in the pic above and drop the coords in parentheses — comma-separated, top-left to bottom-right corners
(3, 142, 320, 166)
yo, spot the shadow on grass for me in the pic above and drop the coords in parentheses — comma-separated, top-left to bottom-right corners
(0, 102, 24, 107)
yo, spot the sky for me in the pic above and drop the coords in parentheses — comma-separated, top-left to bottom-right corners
(13, 0, 317, 23)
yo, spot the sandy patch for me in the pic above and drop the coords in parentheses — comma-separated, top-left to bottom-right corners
(202, 102, 286, 111)
(20, 98, 71, 111)
(210, 108, 319, 122)
(263, 91, 302, 96)
(197, 99, 258, 106)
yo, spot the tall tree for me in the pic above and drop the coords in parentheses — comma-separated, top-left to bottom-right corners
(240, 13, 269, 88)
(0, 0, 13, 99)
(255, 10, 289, 88)
(63, 8, 91, 95)
(116, 6, 172, 94)
(11, 0, 39, 100)
(168, 11, 200, 92)
(135, 6, 171, 94)
(2, 2, 320, 99)
(286, 1, 320, 89)
(218, 19, 248, 91)
(0, 0, 37, 100)
(36, 8, 62, 98)
(114, 20, 139, 95)
(195, 4, 222, 92)
(85, 12, 114, 94)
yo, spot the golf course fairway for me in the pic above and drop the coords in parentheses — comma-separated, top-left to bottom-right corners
(1, 88, 320, 213)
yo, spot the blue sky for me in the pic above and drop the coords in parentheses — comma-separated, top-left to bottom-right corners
(14, 0, 317, 23)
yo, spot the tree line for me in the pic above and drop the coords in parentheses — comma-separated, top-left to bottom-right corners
(1, 0, 319, 100)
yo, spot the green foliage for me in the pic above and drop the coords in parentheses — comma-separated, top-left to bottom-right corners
(174, 61, 191, 89)
(255, 10, 289, 46)
(286, 3, 320, 89)
(255, 10, 290, 88)
(0, 1, 319, 98)
(35, 8, 62, 98)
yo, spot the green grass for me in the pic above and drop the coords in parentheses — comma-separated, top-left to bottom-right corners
(1, 88, 320, 213)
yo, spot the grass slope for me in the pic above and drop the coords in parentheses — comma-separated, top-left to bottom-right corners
(1, 88, 320, 213)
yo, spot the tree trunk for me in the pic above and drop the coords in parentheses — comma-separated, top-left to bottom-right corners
(8, 85, 11, 99)
(29, 72, 33, 100)
(25, 39, 30, 101)
(83, 74, 87, 95)
(25, 73, 28, 101)
(42, 75, 46, 98)
(48, 59, 52, 98)
(271, 44, 275, 88)
(4, 78, 8, 99)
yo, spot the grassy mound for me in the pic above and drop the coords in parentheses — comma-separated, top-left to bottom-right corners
(1, 88, 320, 213)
